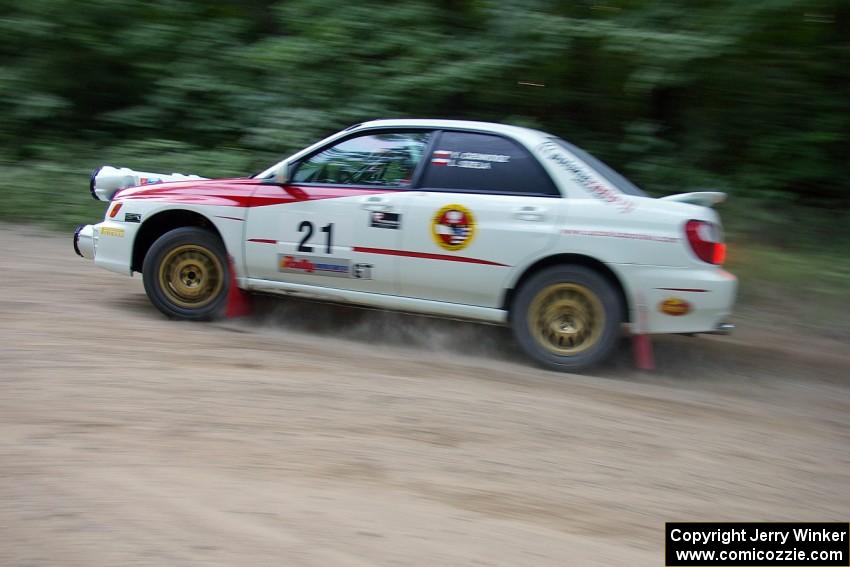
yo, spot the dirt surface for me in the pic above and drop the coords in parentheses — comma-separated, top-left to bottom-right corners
(1, 225, 848, 566)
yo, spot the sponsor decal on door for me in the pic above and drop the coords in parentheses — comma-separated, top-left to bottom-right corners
(431, 204, 476, 252)
(278, 255, 374, 280)
(370, 212, 401, 230)
(279, 255, 350, 277)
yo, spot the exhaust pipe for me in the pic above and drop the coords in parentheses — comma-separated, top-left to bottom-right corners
(709, 322, 735, 335)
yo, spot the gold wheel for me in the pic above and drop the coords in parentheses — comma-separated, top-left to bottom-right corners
(528, 283, 605, 356)
(157, 244, 224, 309)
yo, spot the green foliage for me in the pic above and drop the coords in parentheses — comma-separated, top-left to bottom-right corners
(727, 242, 850, 334)
(1, 0, 848, 247)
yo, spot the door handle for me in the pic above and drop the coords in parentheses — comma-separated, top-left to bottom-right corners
(361, 196, 392, 212)
(513, 206, 545, 221)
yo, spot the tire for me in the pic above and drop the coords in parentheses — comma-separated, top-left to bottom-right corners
(142, 227, 230, 320)
(510, 265, 622, 372)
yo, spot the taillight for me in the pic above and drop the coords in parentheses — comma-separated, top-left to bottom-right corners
(685, 219, 726, 265)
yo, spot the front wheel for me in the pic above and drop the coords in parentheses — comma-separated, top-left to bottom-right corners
(511, 265, 622, 372)
(142, 227, 230, 320)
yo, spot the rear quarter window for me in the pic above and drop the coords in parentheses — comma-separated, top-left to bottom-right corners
(420, 131, 560, 196)
(552, 138, 647, 197)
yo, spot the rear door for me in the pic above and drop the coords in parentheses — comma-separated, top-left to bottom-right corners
(398, 130, 563, 307)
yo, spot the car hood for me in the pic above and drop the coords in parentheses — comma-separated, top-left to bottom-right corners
(114, 177, 265, 208)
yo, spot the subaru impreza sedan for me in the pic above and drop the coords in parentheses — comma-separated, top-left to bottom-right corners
(74, 119, 736, 371)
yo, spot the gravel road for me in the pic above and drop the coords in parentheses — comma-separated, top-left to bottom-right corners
(1, 225, 848, 566)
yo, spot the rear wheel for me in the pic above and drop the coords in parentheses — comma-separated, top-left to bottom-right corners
(142, 227, 229, 320)
(511, 265, 621, 371)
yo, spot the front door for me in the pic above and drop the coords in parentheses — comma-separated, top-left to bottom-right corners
(245, 130, 432, 295)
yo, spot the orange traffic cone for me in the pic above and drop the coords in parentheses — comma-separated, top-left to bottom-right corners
(225, 256, 252, 318)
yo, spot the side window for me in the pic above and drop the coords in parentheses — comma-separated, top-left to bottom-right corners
(421, 131, 559, 196)
(292, 131, 431, 187)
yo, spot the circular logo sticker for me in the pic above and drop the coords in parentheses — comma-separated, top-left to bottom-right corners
(431, 204, 476, 251)
(659, 298, 691, 316)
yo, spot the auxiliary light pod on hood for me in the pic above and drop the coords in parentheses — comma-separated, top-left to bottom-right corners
(90, 165, 207, 201)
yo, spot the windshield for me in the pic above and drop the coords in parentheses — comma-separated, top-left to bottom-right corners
(552, 138, 647, 197)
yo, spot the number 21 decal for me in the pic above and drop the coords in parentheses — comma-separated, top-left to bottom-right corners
(297, 221, 333, 254)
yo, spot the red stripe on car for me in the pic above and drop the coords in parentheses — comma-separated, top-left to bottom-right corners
(352, 246, 508, 266)
(115, 179, 398, 207)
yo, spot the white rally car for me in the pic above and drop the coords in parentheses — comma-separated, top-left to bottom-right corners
(74, 119, 736, 371)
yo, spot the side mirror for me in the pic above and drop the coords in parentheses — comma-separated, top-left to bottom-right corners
(274, 162, 290, 185)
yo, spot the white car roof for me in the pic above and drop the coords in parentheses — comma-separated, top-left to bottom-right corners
(354, 118, 549, 139)
(256, 119, 554, 179)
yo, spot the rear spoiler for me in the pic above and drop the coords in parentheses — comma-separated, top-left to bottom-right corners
(659, 191, 726, 207)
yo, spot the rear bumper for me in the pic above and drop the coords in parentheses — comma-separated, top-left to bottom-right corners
(611, 263, 738, 334)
